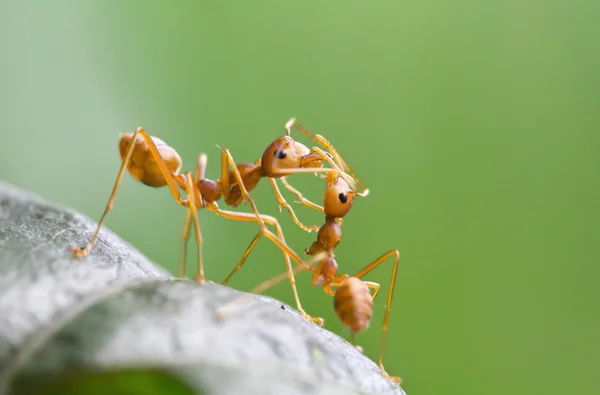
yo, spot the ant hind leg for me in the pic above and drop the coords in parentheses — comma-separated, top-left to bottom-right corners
(178, 153, 207, 278)
(183, 171, 205, 283)
(354, 249, 402, 385)
(215, 251, 326, 320)
(210, 206, 324, 326)
(72, 127, 187, 258)
(220, 148, 266, 230)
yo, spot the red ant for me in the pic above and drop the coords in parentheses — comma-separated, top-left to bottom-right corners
(216, 170, 402, 384)
(71, 121, 358, 324)
(211, 119, 369, 325)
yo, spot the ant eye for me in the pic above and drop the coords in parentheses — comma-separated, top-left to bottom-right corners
(338, 192, 348, 204)
(274, 149, 287, 159)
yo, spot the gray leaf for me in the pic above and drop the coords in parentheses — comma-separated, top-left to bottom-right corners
(0, 182, 406, 395)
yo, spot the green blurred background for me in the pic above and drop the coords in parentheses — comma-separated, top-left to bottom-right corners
(1, 1, 598, 394)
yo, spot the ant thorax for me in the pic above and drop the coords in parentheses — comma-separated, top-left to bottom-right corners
(222, 163, 264, 207)
(311, 256, 339, 286)
(316, 220, 342, 250)
(197, 179, 222, 204)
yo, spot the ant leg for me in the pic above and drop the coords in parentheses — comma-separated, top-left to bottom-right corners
(353, 249, 402, 384)
(362, 281, 381, 300)
(286, 118, 357, 182)
(218, 210, 300, 279)
(215, 251, 326, 319)
(280, 177, 325, 213)
(268, 178, 320, 233)
(178, 210, 193, 278)
(219, 149, 322, 319)
(346, 331, 364, 353)
(178, 154, 207, 278)
(287, 118, 369, 196)
(183, 171, 205, 284)
(349, 332, 357, 345)
(209, 205, 324, 326)
(268, 166, 352, 178)
(221, 231, 261, 285)
(275, 142, 359, 197)
(220, 149, 266, 230)
(72, 127, 187, 258)
(311, 146, 362, 195)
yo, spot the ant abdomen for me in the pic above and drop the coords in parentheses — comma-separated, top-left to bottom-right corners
(333, 277, 373, 332)
(118, 133, 182, 188)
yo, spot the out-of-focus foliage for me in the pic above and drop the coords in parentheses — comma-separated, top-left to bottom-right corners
(1, 1, 598, 394)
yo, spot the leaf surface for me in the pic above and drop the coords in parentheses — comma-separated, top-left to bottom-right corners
(0, 182, 406, 395)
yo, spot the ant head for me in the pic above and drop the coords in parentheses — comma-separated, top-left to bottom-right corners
(261, 136, 323, 177)
(324, 174, 356, 219)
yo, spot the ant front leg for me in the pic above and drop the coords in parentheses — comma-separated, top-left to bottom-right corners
(183, 171, 206, 283)
(353, 249, 402, 385)
(210, 205, 324, 326)
(215, 251, 326, 319)
(220, 149, 266, 231)
(72, 127, 188, 258)
(280, 176, 325, 213)
(179, 153, 207, 278)
(268, 178, 320, 233)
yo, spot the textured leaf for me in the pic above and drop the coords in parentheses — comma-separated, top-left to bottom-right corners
(0, 182, 406, 395)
